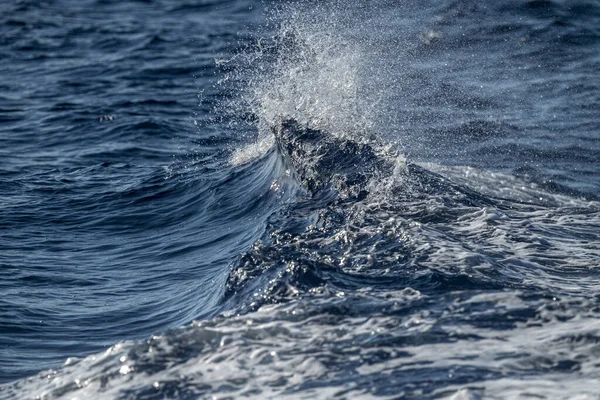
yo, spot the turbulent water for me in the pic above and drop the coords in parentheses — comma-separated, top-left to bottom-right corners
(1, 0, 599, 399)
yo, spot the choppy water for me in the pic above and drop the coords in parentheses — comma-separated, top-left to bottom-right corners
(1, 0, 599, 399)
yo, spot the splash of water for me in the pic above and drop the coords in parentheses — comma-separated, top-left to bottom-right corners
(228, 1, 391, 165)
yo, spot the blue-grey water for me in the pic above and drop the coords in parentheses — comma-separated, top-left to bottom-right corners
(1, 0, 599, 399)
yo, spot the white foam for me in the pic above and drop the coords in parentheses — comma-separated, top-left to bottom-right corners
(230, 134, 274, 166)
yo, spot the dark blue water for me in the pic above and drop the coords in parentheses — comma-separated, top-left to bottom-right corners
(1, 0, 599, 399)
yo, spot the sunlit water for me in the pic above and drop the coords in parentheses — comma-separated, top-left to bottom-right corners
(1, 0, 599, 399)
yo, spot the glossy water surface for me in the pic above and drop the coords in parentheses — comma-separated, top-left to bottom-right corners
(1, 0, 599, 399)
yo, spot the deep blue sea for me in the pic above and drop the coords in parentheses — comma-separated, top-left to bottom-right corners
(1, 0, 599, 398)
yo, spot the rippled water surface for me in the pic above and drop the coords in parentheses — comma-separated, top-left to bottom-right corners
(1, 0, 599, 399)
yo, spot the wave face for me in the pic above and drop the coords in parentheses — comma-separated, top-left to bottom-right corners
(1, 0, 600, 399)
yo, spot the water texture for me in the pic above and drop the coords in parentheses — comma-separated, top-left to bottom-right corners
(0, 0, 599, 399)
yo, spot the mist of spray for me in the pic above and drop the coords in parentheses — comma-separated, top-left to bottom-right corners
(226, 1, 401, 165)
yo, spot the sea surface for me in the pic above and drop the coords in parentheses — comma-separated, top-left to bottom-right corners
(1, 0, 599, 399)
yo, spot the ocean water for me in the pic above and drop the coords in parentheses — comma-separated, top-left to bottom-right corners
(0, 0, 599, 399)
